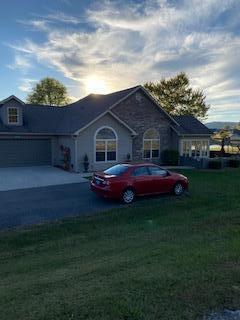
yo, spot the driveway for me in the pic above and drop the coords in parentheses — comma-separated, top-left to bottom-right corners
(0, 182, 123, 230)
(0, 166, 87, 191)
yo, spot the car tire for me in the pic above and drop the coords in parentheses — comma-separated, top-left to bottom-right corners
(122, 188, 135, 204)
(173, 182, 184, 196)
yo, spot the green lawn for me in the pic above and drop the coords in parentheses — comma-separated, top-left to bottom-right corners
(0, 169, 240, 320)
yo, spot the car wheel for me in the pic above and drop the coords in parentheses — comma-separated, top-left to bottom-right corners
(122, 188, 135, 204)
(173, 182, 184, 196)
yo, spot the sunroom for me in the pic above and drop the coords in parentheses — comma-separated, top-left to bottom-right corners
(180, 139, 210, 158)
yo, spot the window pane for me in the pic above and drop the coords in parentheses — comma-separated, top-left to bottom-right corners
(96, 128, 116, 139)
(104, 164, 129, 176)
(191, 142, 196, 157)
(143, 140, 151, 158)
(132, 166, 150, 176)
(149, 166, 167, 176)
(96, 152, 105, 162)
(96, 140, 105, 152)
(152, 149, 159, 158)
(196, 141, 201, 157)
(144, 128, 159, 139)
(107, 140, 116, 151)
(8, 108, 18, 123)
(8, 108, 18, 115)
(106, 140, 116, 161)
(152, 140, 160, 158)
(107, 152, 116, 161)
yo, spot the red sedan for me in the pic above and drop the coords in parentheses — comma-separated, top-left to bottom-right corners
(91, 163, 188, 204)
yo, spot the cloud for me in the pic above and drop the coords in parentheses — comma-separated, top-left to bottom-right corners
(7, 55, 31, 71)
(18, 78, 37, 92)
(8, 0, 240, 120)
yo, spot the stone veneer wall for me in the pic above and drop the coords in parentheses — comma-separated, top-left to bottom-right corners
(111, 91, 174, 162)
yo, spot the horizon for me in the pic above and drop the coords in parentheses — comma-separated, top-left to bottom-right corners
(1, 0, 240, 122)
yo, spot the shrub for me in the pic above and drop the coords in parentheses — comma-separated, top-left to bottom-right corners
(208, 160, 222, 169)
(161, 150, 179, 165)
(228, 159, 240, 168)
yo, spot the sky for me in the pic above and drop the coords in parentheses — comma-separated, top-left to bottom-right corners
(0, 0, 240, 122)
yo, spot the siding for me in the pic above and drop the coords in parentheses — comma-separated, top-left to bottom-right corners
(76, 113, 132, 172)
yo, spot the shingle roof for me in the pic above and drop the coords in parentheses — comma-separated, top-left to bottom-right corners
(0, 86, 139, 135)
(55, 86, 139, 134)
(172, 115, 212, 135)
(0, 87, 211, 136)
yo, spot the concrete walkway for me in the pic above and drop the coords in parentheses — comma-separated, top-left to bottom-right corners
(0, 166, 87, 191)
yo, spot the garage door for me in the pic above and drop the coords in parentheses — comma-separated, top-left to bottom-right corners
(0, 139, 52, 167)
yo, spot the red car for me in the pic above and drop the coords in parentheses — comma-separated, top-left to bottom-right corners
(91, 163, 188, 204)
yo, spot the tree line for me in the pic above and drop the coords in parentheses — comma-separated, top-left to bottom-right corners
(27, 73, 209, 119)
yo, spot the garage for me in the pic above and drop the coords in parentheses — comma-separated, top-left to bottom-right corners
(0, 139, 52, 167)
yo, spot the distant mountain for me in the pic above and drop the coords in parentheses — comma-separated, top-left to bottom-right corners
(205, 122, 238, 130)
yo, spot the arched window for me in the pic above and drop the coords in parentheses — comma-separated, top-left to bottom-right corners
(143, 128, 160, 159)
(95, 127, 117, 162)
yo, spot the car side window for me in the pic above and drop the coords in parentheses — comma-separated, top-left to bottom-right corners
(132, 166, 150, 177)
(148, 166, 168, 177)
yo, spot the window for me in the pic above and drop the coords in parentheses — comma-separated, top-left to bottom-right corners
(95, 127, 117, 162)
(104, 164, 129, 176)
(132, 166, 150, 176)
(148, 166, 168, 177)
(181, 140, 209, 158)
(8, 107, 19, 124)
(143, 129, 160, 159)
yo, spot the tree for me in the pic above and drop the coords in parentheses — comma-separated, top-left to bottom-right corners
(234, 122, 240, 130)
(213, 127, 231, 156)
(144, 72, 210, 120)
(27, 77, 70, 106)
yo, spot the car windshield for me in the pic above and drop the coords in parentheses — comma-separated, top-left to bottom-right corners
(104, 164, 129, 176)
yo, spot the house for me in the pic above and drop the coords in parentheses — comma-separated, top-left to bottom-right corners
(0, 85, 211, 172)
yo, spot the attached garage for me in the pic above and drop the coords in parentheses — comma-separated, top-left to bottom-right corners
(0, 139, 52, 167)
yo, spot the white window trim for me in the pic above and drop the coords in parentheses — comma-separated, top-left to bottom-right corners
(7, 107, 19, 125)
(143, 129, 160, 160)
(94, 126, 118, 163)
(180, 139, 210, 158)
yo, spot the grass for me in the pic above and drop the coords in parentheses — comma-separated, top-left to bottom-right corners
(0, 169, 240, 320)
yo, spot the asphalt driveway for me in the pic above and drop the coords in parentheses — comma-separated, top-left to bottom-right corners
(0, 182, 123, 230)
(0, 166, 87, 191)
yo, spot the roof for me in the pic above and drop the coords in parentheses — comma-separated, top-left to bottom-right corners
(0, 95, 25, 105)
(172, 115, 212, 135)
(0, 86, 141, 135)
(0, 87, 210, 136)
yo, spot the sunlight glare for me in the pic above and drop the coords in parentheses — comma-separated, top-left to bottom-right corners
(85, 75, 109, 94)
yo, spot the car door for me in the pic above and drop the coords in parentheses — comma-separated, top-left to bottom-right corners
(148, 166, 173, 194)
(131, 166, 153, 195)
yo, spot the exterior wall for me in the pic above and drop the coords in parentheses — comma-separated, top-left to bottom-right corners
(111, 91, 175, 162)
(76, 113, 132, 172)
(170, 129, 180, 151)
(0, 99, 23, 126)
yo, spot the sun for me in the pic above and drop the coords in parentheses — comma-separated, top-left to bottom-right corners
(85, 75, 109, 94)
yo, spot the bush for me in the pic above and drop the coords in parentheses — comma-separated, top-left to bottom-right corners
(161, 150, 179, 165)
(208, 160, 222, 169)
(228, 159, 240, 168)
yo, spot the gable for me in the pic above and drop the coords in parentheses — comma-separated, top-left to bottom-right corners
(0, 98, 23, 127)
(111, 89, 174, 132)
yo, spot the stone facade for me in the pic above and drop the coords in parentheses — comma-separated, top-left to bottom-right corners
(111, 91, 175, 162)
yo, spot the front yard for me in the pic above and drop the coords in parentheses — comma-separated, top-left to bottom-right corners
(0, 169, 239, 320)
